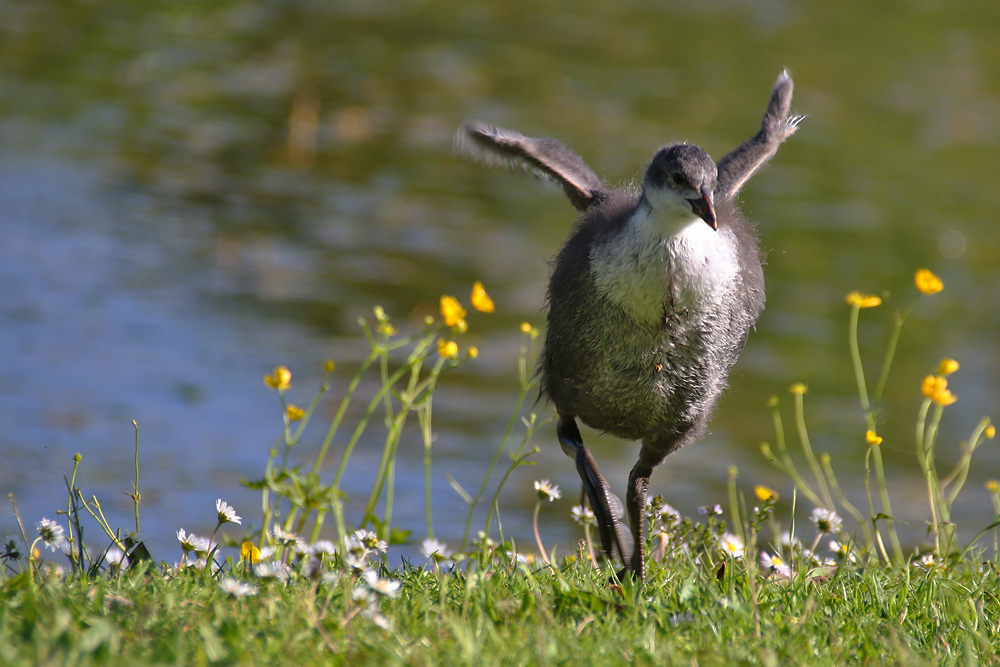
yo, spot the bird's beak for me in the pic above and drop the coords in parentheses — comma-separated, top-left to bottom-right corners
(688, 186, 717, 230)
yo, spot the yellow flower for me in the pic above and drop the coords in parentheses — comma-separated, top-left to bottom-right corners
(323, 359, 336, 374)
(467, 346, 479, 359)
(790, 382, 808, 395)
(377, 321, 397, 336)
(755, 485, 778, 502)
(915, 268, 943, 295)
(986, 480, 999, 493)
(921, 375, 946, 399)
(922, 374, 957, 405)
(866, 430, 882, 446)
(287, 404, 305, 421)
(437, 339, 458, 358)
(439, 295, 467, 328)
(520, 322, 533, 334)
(264, 366, 292, 391)
(933, 388, 957, 406)
(936, 358, 959, 376)
(986, 425, 996, 440)
(240, 541, 261, 564)
(845, 291, 882, 308)
(470, 281, 495, 313)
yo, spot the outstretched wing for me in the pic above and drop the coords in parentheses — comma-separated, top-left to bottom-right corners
(456, 122, 609, 212)
(715, 70, 804, 202)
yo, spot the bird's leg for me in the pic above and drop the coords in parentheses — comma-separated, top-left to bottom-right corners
(557, 415, 634, 563)
(623, 448, 663, 582)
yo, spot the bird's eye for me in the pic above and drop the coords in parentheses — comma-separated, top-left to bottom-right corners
(671, 173, 687, 187)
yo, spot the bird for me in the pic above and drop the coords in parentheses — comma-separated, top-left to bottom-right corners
(457, 71, 802, 581)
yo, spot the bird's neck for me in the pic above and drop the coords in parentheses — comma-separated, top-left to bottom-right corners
(634, 196, 702, 237)
(589, 202, 740, 324)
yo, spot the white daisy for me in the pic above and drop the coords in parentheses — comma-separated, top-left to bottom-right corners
(36, 518, 67, 553)
(345, 533, 369, 559)
(364, 608, 392, 630)
(353, 529, 388, 554)
(779, 531, 800, 550)
(216, 499, 242, 526)
(420, 538, 452, 563)
(828, 540, 856, 563)
(571, 505, 596, 526)
(255, 561, 290, 581)
(219, 577, 256, 598)
(534, 480, 561, 503)
(810, 507, 842, 534)
(718, 533, 744, 559)
(310, 540, 337, 557)
(363, 569, 401, 598)
(105, 547, 129, 570)
(177, 529, 210, 554)
(344, 552, 370, 571)
(759, 551, 792, 578)
(351, 586, 376, 606)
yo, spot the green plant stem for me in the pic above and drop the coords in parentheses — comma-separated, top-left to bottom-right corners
(726, 466, 744, 547)
(848, 305, 872, 415)
(764, 403, 824, 509)
(869, 442, 903, 564)
(312, 352, 378, 478)
(872, 309, 906, 405)
(132, 420, 141, 534)
(65, 456, 82, 566)
(849, 301, 903, 564)
(863, 447, 892, 566)
(329, 358, 414, 550)
(461, 333, 537, 549)
(532, 502, 549, 564)
(418, 389, 436, 539)
(820, 453, 872, 548)
(792, 391, 834, 510)
(484, 416, 541, 540)
(942, 419, 991, 505)
(75, 492, 127, 552)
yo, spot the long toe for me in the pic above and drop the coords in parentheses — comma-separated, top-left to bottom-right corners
(575, 446, 633, 562)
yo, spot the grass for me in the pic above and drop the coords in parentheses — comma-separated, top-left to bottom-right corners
(2, 272, 999, 666)
(3, 550, 997, 665)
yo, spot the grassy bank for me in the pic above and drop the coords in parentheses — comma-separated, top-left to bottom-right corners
(3, 273, 999, 665)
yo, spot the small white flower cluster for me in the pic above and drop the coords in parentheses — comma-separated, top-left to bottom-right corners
(571, 505, 596, 527)
(420, 538, 453, 565)
(216, 499, 242, 526)
(344, 529, 388, 570)
(757, 526, 859, 580)
(646, 496, 682, 547)
(718, 533, 745, 560)
(534, 480, 561, 503)
(219, 577, 257, 599)
(105, 547, 129, 571)
(177, 528, 211, 555)
(36, 518, 68, 553)
(759, 551, 792, 578)
(809, 507, 842, 535)
(350, 568, 401, 630)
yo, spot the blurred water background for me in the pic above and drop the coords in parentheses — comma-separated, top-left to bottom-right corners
(2, 0, 998, 563)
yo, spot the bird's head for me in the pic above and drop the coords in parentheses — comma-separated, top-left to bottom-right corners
(641, 144, 718, 230)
